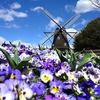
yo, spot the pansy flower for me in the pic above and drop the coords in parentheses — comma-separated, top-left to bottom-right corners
(0, 64, 11, 82)
(56, 93, 77, 100)
(60, 62, 71, 72)
(55, 69, 65, 77)
(0, 83, 15, 100)
(20, 44, 26, 49)
(77, 97, 86, 100)
(72, 84, 83, 94)
(93, 85, 100, 97)
(22, 70, 35, 83)
(55, 92, 68, 100)
(31, 82, 46, 99)
(45, 94, 66, 100)
(5, 79, 20, 99)
(10, 69, 22, 79)
(78, 54, 83, 61)
(78, 79, 95, 100)
(40, 69, 53, 83)
(56, 62, 71, 77)
(66, 71, 78, 83)
(49, 80, 63, 94)
(43, 49, 60, 63)
(18, 81, 33, 100)
(19, 52, 30, 60)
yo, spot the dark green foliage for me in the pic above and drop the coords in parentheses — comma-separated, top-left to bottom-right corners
(74, 18, 100, 51)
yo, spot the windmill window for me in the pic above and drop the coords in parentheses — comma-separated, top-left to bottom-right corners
(64, 43, 67, 46)
(57, 36, 60, 40)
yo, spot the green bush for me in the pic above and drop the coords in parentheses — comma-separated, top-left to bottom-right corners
(74, 18, 100, 51)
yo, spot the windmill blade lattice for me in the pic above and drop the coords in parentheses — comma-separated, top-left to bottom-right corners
(68, 32, 77, 42)
(40, 29, 59, 45)
(43, 10, 61, 28)
(62, 29, 75, 40)
(63, 13, 81, 28)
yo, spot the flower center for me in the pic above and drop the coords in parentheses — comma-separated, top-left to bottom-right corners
(42, 75, 50, 83)
(10, 74, 15, 79)
(19, 92, 26, 100)
(51, 86, 59, 94)
(20, 92, 23, 97)
(64, 65, 68, 69)
(68, 74, 74, 80)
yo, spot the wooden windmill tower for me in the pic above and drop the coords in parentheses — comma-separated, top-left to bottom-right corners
(40, 10, 81, 51)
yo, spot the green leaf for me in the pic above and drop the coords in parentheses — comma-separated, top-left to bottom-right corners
(94, 57, 100, 65)
(38, 44, 44, 51)
(65, 50, 69, 60)
(18, 41, 21, 47)
(16, 54, 34, 70)
(31, 77, 39, 82)
(55, 48, 67, 62)
(13, 49, 19, 65)
(77, 52, 98, 70)
(75, 50, 83, 59)
(76, 76, 86, 84)
(9, 41, 16, 48)
(67, 49, 78, 71)
(70, 53, 77, 71)
(0, 48, 16, 69)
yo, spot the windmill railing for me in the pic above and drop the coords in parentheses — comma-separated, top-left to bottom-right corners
(83, 49, 100, 56)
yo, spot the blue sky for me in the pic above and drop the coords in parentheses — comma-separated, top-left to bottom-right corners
(0, 0, 100, 47)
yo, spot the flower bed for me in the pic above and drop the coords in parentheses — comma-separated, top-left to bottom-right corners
(0, 42, 100, 100)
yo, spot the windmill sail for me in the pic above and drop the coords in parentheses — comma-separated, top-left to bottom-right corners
(40, 32, 54, 45)
(63, 13, 81, 28)
(43, 10, 61, 28)
(40, 29, 59, 45)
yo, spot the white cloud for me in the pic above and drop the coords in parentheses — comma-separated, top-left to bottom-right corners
(74, 0, 95, 13)
(10, 2, 21, 9)
(66, 28, 77, 32)
(0, 37, 6, 45)
(5, 23, 20, 29)
(46, 17, 63, 30)
(0, 9, 14, 21)
(12, 40, 32, 47)
(81, 19, 87, 25)
(31, 6, 44, 12)
(0, 23, 20, 29)
(72, 19, 88, 28)
(0, 3, 27, 21)
(65, 5, 74, 12)
(66, 28, 78, 41)
(0, 37, 37, 47)
(12, 40, 38, 47)
(8, 10, 27, 18)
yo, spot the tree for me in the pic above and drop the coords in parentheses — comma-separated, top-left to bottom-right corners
(73, 17, 100, 51)
(90, 0, 100, 9)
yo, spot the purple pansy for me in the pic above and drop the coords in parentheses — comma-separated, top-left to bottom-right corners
(18, 81, 33, 100)
(31, 82, 46, 98)
(45, 94, 66, 100)
(0, 83, 15, 100)
(93, 85, 100, 96)
(0, 64, 11, 82)
(49, 80, 64, 94)
(10, 69, 22, 79)
(40, 69, 53, 83)
(60, 62, 71, 72)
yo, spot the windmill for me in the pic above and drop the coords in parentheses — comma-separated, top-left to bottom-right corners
(40, 10, 81, 51)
